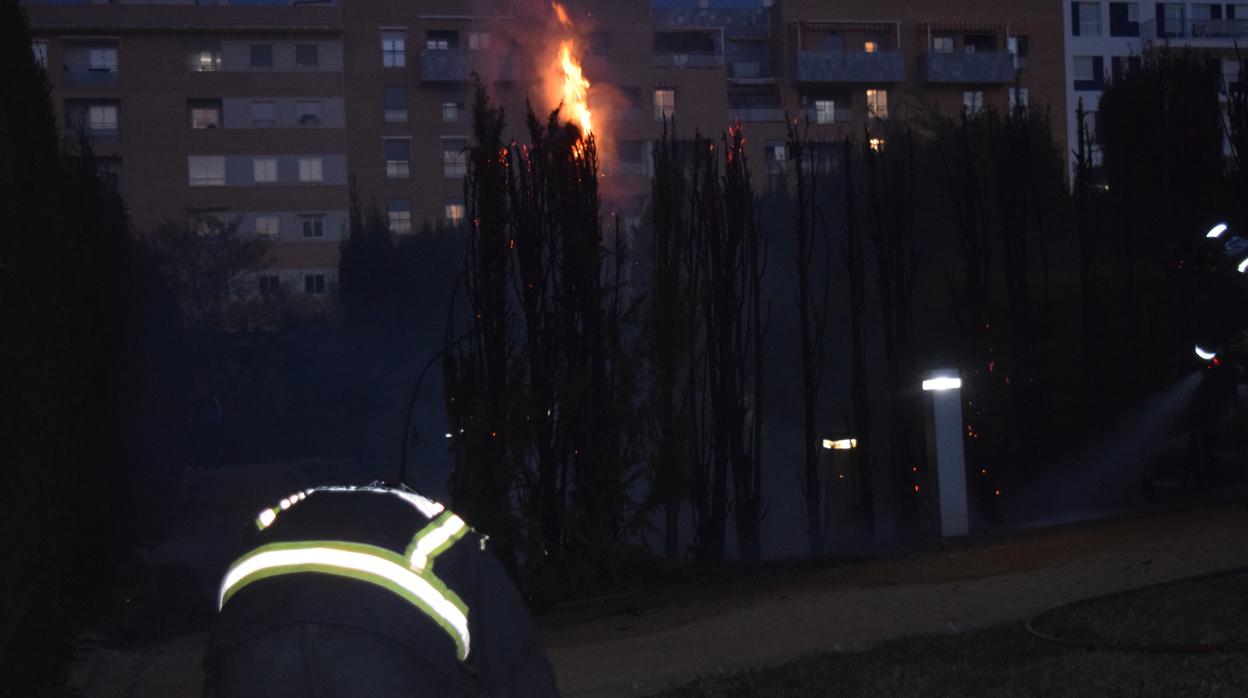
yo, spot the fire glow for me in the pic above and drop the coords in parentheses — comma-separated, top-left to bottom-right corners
(550, 2, 593, 142)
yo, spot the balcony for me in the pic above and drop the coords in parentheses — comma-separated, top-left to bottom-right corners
(653, 52, 724, 69)
(1142, 18, 1248, 41)
(795, 50, 904, 84)
(920, 52, 1016, 84)
(729, 107, 784, 123)
(419, 49, 518, 83)
(64, 64, 118, 86)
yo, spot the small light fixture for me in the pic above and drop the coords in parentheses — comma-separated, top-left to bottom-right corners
(1207, 223, 1229, 239)
(1195, 345, 1217, 360)
(822, 438, 858, 450)
(922, 377, 963, 391)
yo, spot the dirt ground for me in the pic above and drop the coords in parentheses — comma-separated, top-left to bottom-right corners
(65, 502, 1248, 697)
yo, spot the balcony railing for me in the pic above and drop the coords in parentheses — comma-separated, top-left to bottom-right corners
(798, 107, 855, 124)
(64, 65, 118, 86)
(1142, 18, 1248, 40)
(920, 52, 1016, 83)
(795, 50, 904, 83)
(653, 52, 724, 68)
(419, 49, 518, 83)
(729, 107, 784, 123)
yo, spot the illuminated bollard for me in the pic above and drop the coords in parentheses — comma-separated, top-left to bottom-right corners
(923, 371, 969, 538)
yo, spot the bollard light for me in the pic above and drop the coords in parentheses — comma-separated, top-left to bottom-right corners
(923, 369, 969, 538)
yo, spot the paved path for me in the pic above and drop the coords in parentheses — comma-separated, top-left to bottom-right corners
(66, 503, 1248, 697)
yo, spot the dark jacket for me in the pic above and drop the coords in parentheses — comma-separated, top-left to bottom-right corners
(206, 484, 558, 697)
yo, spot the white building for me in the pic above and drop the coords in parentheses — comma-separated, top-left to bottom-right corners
(1062, 1, 1246, 176)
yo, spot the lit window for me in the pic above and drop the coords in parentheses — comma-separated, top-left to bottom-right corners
(259, 274, 281, 296)
(442, 101, 462, 122)
(653, 89, 675, 121)
(866, 89, 888, 119)
(384, 86, 409, 123)
(869, 138, 885, 152)
(298, 157, 324, 183)
(189, 99, 222, 129)
(301, 216, 325, 239)
(445, 199, 466, 225)
(89, 47, 117, 72)
(382, 30, 406, 68)
(250, 44, 273, 69)
(814, 99, 835, 124)
(190, 47, 221, 72)
(442, 137, 468, 177)
(467, 32, 490, 50)
(963, 90, 984, 114)
(295, 44, 319, 68)
(296, 101, 321, 126)
(387, 199, 412, 234)
(304, 272, 327, 294)
(864, 40, 878, 53)
(253, 157, 278, 184)
(255, 216, 280, 236)
(385, 139, 411, 178)
(32, 41, 48, 69)
(251, 101, 277, 127)
(1009, 87, 1030, 108)
(188, 156, 226, 186)
(932, 36, 954, 53)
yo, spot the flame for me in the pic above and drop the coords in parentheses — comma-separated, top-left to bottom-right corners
(558, 41, 593, 139)
(552, 1, 572, 28)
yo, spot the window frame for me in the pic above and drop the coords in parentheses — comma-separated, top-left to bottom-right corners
(250, 100, 277, 128)
(382, 30, 407, 68)
(441, 137, 468, 178)
(384, 86, 409, 123)
(653, 88, 675, 121)
(962, 90, 985, 114)
(296, 100, 322, 126)
(387, 198, 413, 234)
(444, 199, 466, 225)
(294, 43, 319, 68)
(866, 89, 888, 119)
(301, 216, 326, 240)
(188, 99, 223, 129)
(188, 155, 226, 187)
(253, 157, 278, 184)
(255, 215, 280, 237)
(814, 99, 836, 124)
(384, 138, 412, 179)
(298, 157, 324, 183)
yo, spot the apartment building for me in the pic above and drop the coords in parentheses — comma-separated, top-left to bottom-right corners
(1063, 0, 1247, 176)
(22, 0, 1066, 302)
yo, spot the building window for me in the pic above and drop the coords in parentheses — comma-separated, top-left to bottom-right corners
(253, 157, 278, 184)
(866, 89, 888, 119)
(1161, 3, 1185, 36)
(814, 99, 836, 124)
(863, 40, 878, 53)
(385, 139, 411, 178)
(188, 156, 226, 186)
(445, 199, 466, 225)
(653, 88, 675, 121)
(467, 32, 490, 50)
(426, 31, 458, 50)
(441, 138, 468, 177)
(188, 99, 222, 129)
(384, 86, 409, 122)
(764, 141, 787, 176)
(442, 101, 462, 122)
(298, 157, 323, 183)
(89, 47, 117, 73)
(295, 44, 319, 68)
(962, 91, 984, 114)
(301, 216, 325, 239)
(387, 199, 412, 234)
(258, 274, 280, 296)
(250, 101, 277, 127)
(304, 273, 327, 295)
(88, 104, 119, 137)
(1073, 55, 1103, 89)
(255, 215, 280, 237)
(932, 35, 954, 53)
(250, 44, 273, 69)
(296, 101, 321, 126)
(32, 41, 48, 69)
(190, 46, 222, 72)
(382, 30, 406, 68)
(1073, 1, 1102, 36)
(1009, 87, 1030, 108)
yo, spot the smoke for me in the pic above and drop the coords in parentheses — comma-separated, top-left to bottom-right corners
(1005, 370, 1204, 529)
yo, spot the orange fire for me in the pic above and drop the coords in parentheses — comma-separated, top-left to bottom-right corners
(550, 1, 593, 142)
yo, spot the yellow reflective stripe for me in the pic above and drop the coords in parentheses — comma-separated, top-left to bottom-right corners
(308, 486, 445, 518)
(219, 540, 470, 660)
(404, 512, 468, 571)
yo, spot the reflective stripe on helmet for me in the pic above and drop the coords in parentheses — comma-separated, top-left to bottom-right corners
(404, 512, 468, 571)
(219, 540, 470, 660)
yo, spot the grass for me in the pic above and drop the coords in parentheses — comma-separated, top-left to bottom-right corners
(656, 571, 1248, 697)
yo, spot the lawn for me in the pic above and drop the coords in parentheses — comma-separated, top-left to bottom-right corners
(656, 571, 1248, 697)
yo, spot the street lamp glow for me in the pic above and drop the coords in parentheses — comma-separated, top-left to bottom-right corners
(1207, 223, 1229, 239)
(922, 377, 963, 391)
(822, 438, 858, 450)
(1238, 257, 1248, 274)
(1195, 345, 1217, 360)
